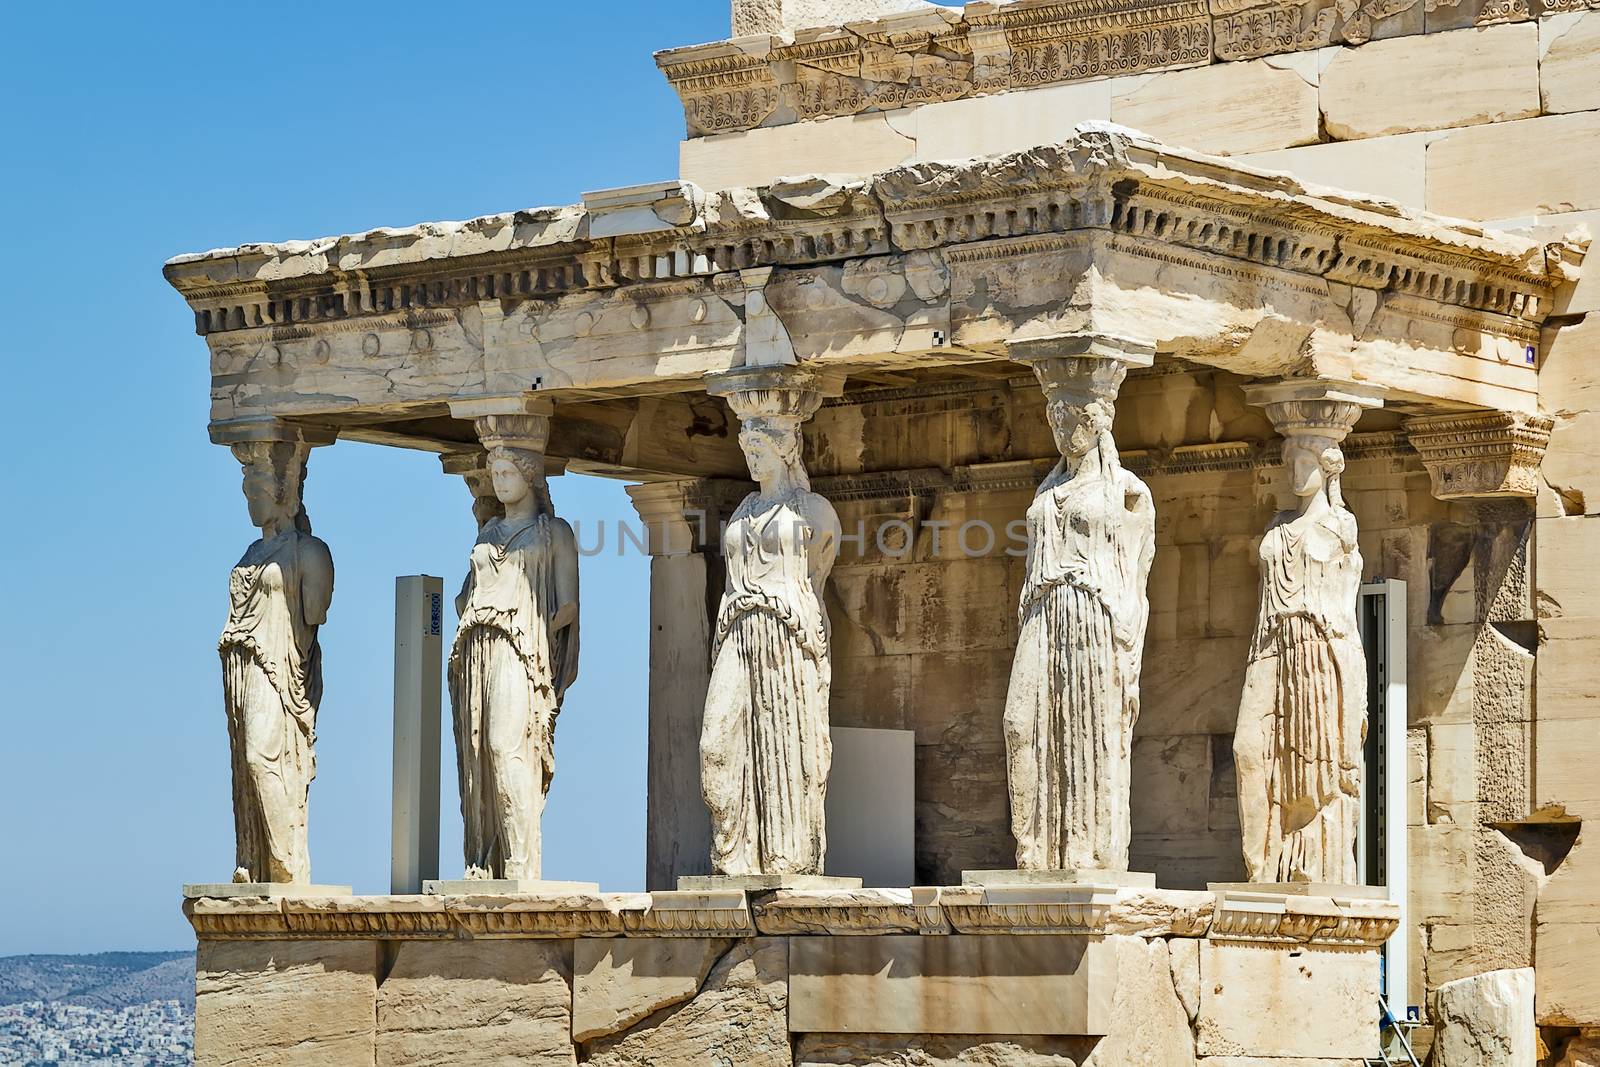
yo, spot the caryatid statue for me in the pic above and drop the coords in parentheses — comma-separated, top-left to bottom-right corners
(1002, 341, 1156, 873)
(448, 411, 580, 882)
(218, 431, 335, 885)
(701, 366, 843, 877)
(1235, 381, 1382, 885)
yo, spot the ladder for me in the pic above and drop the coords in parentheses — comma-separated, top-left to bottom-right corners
(1365, 993, 1422, 1067)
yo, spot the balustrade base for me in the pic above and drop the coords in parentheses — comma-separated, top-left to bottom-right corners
(184, 884, 1399, 1066)
(182, 883, 352, 899)
(422, 878, 600, 895)
(962, 868, 1157, 888)
(1209, 881, 1391, 900)
(677, 873, 863, 892)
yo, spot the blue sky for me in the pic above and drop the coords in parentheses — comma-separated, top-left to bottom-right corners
(0, 1, 746, 954)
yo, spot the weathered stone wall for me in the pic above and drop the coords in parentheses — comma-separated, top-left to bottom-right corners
(800, 364, 1563, 1023)
(657, 0, 1600, 1031)
(670, 4, 1600, 238)
(187, 887, 1393, 1067)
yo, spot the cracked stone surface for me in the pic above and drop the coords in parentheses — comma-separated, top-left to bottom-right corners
(572, 938, 733, 1043)
(1432, 968, 1537, 1067)
(583, 938, 789, 1067)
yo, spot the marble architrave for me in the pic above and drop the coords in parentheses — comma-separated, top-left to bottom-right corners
(700, 365, 844, 879)
(1000, 338, 1156, 876)
(1234, 379, 1383, 885)
(446, 403, 581, 883)
(216, 424, 336, 886)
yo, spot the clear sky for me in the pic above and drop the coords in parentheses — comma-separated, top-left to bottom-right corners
(0, 0, 748, 954)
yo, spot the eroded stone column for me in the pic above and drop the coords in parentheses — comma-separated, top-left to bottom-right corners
(213, 418, 337, 887)
(1235, 379, 1384, 886)
(991, 336, 1157, 881)
(696, 364, 847, 884)
(443, 396, 581, 885)
(627, 478, 749, 890)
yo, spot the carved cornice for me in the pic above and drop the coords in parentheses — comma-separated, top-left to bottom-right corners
(1404, 409, 1554, 499)
(665, 0, 1589, 128)
(657, 1, 1209, 136)
(184, 891, 757, 941)
(182, 886, 1395, 944)
(1209, 891, 1401, 947)
(166, 128, 1569, 355)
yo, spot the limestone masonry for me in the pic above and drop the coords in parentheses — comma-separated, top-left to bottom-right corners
(165, 0, 1600, 1063)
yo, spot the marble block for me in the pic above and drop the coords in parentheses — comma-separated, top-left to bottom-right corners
(678, 874, 863, 892)
(423, 878, 599, 895)
(183, 883, 352, 898)
(789, 934, 1117, 1035)
(1209, 881, 1390, 900)
(963, 868, 1157, 888)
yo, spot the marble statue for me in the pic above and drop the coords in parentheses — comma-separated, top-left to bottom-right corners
(219, 441, 334, 885)
(1002, 355, 1155, 872)
(701, 371, 841, 877)
(1234, 389, 1375, 884)
(448, 416, 580, 882)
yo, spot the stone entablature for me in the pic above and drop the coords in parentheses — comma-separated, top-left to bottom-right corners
(183, 886, 1398, 944)
(164, 127, 1575, 441)
(657, 0, 1596, 137)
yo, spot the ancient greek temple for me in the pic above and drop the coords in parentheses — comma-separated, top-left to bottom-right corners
(164, 0, 1600, 1063)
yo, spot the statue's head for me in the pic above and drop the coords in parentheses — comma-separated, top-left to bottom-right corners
(1034, 356, 1126, 463)
(1046, 395, 1113, 460)
(488, 446, 546, 508)
(233, 441, 308, 532)
(717, 376, 824, 491)
(1283, 434, 1345, 501)
(738, 416, 804, 484)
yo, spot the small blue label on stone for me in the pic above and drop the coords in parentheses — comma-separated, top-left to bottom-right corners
(428, 593, 443, 636)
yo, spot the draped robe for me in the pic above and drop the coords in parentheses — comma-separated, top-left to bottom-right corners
(1238, 505, 1366, 883)
(449, 515, 579, 881)
(1003, 451, 1154, 871)
(219, 531, 330, 884)
(701, 494, 834, 876)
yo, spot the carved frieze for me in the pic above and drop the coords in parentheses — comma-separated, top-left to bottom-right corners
(1211, 0, 1423, 61)
(657, 41, 782, 137)
(1404, 410, 1555, 498)
(658, 0, 1211, 136)
(1209, 890, 1401, 946)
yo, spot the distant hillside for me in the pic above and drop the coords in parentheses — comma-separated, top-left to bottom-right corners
(0, 951, 194, 1010)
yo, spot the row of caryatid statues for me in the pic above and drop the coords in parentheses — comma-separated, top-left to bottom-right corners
(215, 348, 1381, 890)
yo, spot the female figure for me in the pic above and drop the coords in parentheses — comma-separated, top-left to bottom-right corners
(1234, 431, 1367, 884)
(449, 442, 579, 881)
(1003, 359, 1154, 872)
(219, 442, 334, 885)
(701, 390, 841, 876)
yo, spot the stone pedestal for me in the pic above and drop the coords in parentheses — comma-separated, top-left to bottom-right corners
(1209, 881, 1391, 899)
(964, 868, 1157, 888)
(183, 883, 352, 898)
(423, 879, 601, 895)
(184, 886, 1398, 1066)
(679, 874, 863, 892)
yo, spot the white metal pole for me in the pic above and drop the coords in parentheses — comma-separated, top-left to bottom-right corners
(1359, 579, 1410, 1010)
(392, 575, 443, 895)
(1381, 579, 1410, 1011)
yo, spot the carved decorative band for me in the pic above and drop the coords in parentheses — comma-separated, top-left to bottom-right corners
(183, 889, 1398, 943)
(659, 2, 1210, 137)
(1405, 410, 1554, 499)
(183, 895, 757, 941)
(171, 133, 1563, 354)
